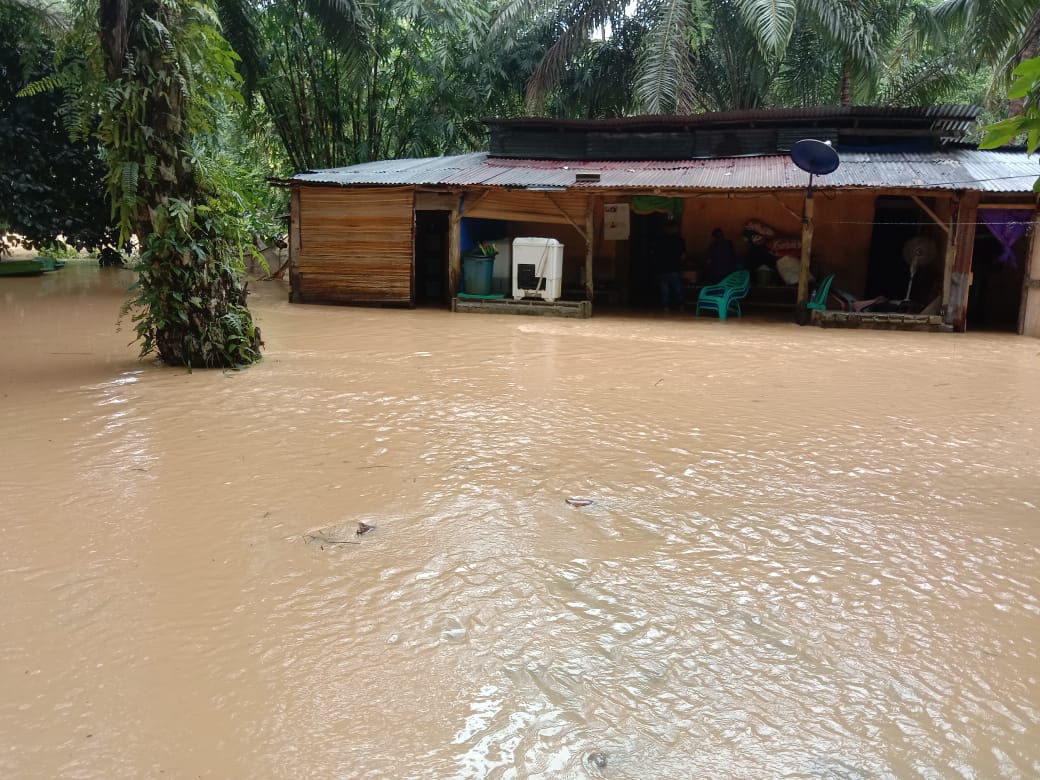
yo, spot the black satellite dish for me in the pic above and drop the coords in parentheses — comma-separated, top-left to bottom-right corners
(790, 139, 840, 326)
(790, 139, 840, 175)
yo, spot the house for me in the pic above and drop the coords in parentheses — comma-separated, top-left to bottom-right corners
(284, 106, 1040, 335)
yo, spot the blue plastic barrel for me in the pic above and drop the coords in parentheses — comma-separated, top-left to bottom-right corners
(462, 255, 495, 296)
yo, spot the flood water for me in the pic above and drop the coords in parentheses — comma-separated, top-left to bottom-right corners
(2, 261, 1039, 779)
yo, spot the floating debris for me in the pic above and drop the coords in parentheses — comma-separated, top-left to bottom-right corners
(302, 531, 360, 550)
(565, 496, 594, 508)
(301, 520, 377, 549)
(586, 751, 608, 770)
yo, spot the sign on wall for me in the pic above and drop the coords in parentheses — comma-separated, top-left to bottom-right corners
(603, 203, 630, 241)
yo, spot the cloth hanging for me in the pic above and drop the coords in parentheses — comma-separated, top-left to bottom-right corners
(980, 209, 1032, 268)
(631, 196, 683, 219)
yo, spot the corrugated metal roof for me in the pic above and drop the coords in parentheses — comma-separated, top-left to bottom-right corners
(292, 153, 487, 186)
(486, 107, 982, 159)
(482, 105, 981, 132)
(293, 149, 1038, 193)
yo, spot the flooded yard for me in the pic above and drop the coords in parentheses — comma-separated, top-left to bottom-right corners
(1, 261, 1039, 778)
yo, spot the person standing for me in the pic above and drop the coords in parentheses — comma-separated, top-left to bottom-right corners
(704, 227, 740, 284)
(655, 220, 686, 311)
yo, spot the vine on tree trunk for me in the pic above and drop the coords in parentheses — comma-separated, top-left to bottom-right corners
(100, 0, 262, 368)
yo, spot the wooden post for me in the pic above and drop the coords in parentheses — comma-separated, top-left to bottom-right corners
(585, 198, 595, 303)
(948, 192, 980, 332)
(448, 203, 461, 299)
(796, 189, 815, 307)
(940, 195, 957, 320)
(1019, 212, 1040, 337)
(288, 185, 302, 303)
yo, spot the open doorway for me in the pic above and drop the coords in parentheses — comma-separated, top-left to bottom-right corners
(967, 229, 1026, 331)
(628, 211, 670, 308)
(414, 210, 449, 306)
(865, 197, 943, 309)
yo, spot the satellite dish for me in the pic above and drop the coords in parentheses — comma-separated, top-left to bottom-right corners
(790, 139, 840, 175)
(790, 139, 840, 324)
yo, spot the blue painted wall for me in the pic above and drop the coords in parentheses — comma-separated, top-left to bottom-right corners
(460, 217, 507, 256)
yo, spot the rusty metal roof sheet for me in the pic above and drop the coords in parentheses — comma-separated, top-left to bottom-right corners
(293, 149, 1038, 193)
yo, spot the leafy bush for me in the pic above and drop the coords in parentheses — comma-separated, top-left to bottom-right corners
(0, 3, 116, 252)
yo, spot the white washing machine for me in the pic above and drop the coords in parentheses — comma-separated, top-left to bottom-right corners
(512, 237, 564, 302)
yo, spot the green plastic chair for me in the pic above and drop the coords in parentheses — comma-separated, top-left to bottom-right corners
(807, 273, 835, 311)
(696, 270, 750, 320)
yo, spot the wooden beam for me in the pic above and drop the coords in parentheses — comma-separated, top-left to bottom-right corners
(545, 192, 588, 241)
(948, 191, 980, 332)
(978, 202, 1039, 209)
(769, 194, 803, 225)
(796, 191, 815, 309)
(911, 195, 950, 236)
(460, 189, 490, 215)
(585, 198, 595, 302)
(288, 186, 302, 303)
(448, 206, 461, 298)
(940, 196, 957, 319)
(1019, 213, 1040, 337)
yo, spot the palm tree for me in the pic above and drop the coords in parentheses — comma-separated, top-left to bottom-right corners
(934, 0, 1040, 111)
(96, 0, 261, 367)
(496, 0, 921, 113)
(219, 0, 494, 170)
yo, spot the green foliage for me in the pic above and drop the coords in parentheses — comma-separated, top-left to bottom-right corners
(123, 219, 262, 369)
(980, 56, 1040, 192)
(191, 113, 291, 254)
(86, 0, 263, 368)
(36, 239, 84, 258)
(225, 0, 502, 169)
(491, 0, 1017, 114)
(934, 0, 1040, 98)
(0, 1, 115, 252)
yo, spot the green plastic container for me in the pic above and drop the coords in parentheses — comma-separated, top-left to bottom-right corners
(462, 255, 495, 296)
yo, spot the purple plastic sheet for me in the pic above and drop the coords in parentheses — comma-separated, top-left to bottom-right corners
(980, 209, 1032, 268)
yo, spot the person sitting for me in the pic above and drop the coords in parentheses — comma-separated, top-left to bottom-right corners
(704, 228, 741, 284)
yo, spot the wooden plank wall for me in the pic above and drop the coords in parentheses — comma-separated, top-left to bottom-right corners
(296, 186, 415, 305)
(1020, 213, 1040, 337)
(465, 189, 589, 226)
(664, 191, 875, 294)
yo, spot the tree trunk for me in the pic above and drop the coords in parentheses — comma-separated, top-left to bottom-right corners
(98, 0, 261, 368)
(840, 67, 852, 106)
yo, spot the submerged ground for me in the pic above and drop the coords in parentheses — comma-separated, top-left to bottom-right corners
(1, 261, 1038, 778)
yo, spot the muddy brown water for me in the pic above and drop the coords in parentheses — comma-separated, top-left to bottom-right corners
(2, 261, 1039, 779)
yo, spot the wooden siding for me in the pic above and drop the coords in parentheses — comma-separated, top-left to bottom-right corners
(679, 191, 875, 295)
(464, 189, 589, 227)
(296, 187, 415, 305)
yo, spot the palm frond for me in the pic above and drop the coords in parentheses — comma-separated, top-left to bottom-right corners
(490, 0, 554, 36)
(877, 54, 969, 107)
(634, 0, 695, 114)
(212, 0, 265, 94)
(513, 0, 626, 111)
(798, 0, 879, 69)
(15, 71, 72, 97)
(733, 0, 797, 57)
(770, 24, 839, 106)
(301, 0, 368, 50)
(934, 0, 1037, 63)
